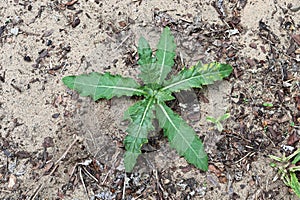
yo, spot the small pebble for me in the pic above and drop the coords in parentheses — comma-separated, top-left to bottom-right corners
(10, 27, 19, 35)
(46, 40, 52, 46)
(163, 179, 171, 185)
(24, 55, 32, 62)
(52, 113, 60, 119)
(249, 42, 257, 49)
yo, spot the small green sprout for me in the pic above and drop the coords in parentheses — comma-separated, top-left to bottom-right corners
(269, 148, 300, 198)
(290, 121, 295, 127)
(243, 98, 249, 103)
(206, 113, 230, 132)
(263, 102, 273, 107)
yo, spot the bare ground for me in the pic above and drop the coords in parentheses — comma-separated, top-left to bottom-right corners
(1, 0, 300, 199)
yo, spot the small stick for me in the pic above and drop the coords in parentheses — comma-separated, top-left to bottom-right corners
(30, 183, 44, 200)
(122, 172, 129, 200)
(55, 136, 79, 165)
(29, 136, 80, 199)
(79, 167, 89, 199)
(154, 169, 165, 198)
(101, 170, 110, 185)
(115, 33, 131, 50)
(82, 166, 99, 183)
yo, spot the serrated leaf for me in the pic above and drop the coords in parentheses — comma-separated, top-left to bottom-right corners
(155, 102, 208, 171)
(138, 37, 153, 66)
(162, 62, 233, 93)
(137, 37, 157, 84)
(124, 137, 148, 172)
(124, 98, 155, 172)
(138, 27, 176, 85)
(62, 72, 144, 101)
(156, 27, 176, 84)
(155, 89, 175, 102)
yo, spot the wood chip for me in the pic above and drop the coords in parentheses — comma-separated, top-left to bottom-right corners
(8, 174, 17, 190)
(42, 29, 54, 37)
(292, 34, 300, 46)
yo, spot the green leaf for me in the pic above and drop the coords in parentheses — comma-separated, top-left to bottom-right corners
(290, 172, 300, 197)
(218, 113, 230, 121)
(155, 102, 208, 171)
(162, 62, 233, 93)
(263, 102, 273, 107)
(62, 72, 144, 101)
(124, 98, 155, 172)
(155, 89, 175, 102)
(216, 122, 223, 132)
(206, 116, 218, 123)
(138, 27, 176, 85)
(292, 152, 300, 164)
(137, 37, 157, 84)
(156, 27, 176, 84)
(137, 37, 154, 66)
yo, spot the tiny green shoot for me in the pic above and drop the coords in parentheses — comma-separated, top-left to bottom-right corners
(243, 98, 249, 104)
(290, 121, 295, 127)
(206, 113, 230, 132)
(263, 102, 273, 107)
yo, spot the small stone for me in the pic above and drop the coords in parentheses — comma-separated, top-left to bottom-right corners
(10, 27, 19, 35)
(118, 21, 127, 27)
(46, 40, 53, 46)
(218, 176, 227, 184)
(163, 179, 171, 185)
(43, 137, 54, 148)
(249, 43, 257, 49)
(72, 17, 80, 28)
(24, 55, 32, 62)
(52, 113, 60, 118)
(246, 58, 256, 67)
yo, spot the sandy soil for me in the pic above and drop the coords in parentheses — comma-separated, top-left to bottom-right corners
(1, 0, 300, 199)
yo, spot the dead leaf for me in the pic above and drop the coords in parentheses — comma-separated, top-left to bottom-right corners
(208, 164, 222, 177)
(292, 34, 300, 46)
(43, 137, 54, 148)
(294, 96, 300, 110)
(118, 21, 127, 27)
(218, 176, 227, 184)
(287, 131, 299, 146)
(65, 0, 78, 6)
(43, 162, 54, 174)
(16, 150, 31, 159)
(180, 165, 192, 173)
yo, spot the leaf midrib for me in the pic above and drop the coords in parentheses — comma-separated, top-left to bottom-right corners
(161, 69, 229, 91)
(158, 104, 198, 159)
(158, 35, 167, 84)
(74, 82, 145, 94)
(129, 98, 153, 152)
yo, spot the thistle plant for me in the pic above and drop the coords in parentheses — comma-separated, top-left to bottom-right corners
(62, 27, 233, 172)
